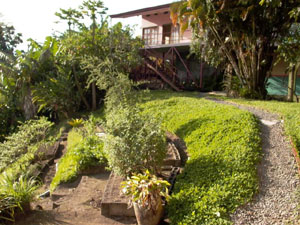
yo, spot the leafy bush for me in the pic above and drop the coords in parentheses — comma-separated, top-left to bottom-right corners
(50, 117, 106, 191)
(140, 91, 261, 224)
(0, 104, 20, 142)
(0, 172, 39, 222)
(0, 117, 54, 172)
(104, 106, 166, 177)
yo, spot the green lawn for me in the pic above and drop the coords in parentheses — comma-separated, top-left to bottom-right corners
(216, 97, 300, 153)
(141, 91, 261, 224)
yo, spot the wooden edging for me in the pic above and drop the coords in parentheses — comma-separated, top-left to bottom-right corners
(290, 138, 300, 176)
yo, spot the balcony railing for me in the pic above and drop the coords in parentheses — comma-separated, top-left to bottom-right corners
(143, 32, 180, 46)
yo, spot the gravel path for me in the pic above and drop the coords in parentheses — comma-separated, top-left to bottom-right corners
(209, 98, 300, 225)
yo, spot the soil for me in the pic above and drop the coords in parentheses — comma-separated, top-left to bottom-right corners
(14, 132, 186, 225)
(15, 138, 137, 225)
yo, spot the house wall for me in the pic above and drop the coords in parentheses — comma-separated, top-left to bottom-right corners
(141, 12, 192, 44)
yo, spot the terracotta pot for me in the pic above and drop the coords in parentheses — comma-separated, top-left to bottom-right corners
(133, 198, 164, 225)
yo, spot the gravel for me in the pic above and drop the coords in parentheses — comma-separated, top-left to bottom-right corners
(209, 98, 300, 225)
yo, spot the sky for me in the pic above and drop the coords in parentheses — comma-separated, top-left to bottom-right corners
(0, 0, 173, 50)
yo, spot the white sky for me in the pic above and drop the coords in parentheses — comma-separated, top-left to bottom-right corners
(0, 0, 173, 50)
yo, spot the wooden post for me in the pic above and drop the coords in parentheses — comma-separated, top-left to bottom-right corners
(200, 61, 204, 89)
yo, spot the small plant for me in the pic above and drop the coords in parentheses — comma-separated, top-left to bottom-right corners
(121, 170, 170, 225)
(0, 172, 39, 222)
(68, 118, 84, 128)
(121, 170, 170, 210)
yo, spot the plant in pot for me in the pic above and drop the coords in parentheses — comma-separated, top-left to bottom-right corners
(121, 170, 170, 225)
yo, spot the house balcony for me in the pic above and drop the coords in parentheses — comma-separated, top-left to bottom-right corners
(142, 32, 191, 49)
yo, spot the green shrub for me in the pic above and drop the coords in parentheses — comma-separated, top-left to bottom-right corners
(0, 117, 54, 172)
(139, 91, 261, 224)
(0, 172, 39, 222)
(104, 106, 167, 177)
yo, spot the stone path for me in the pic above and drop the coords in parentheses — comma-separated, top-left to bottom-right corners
(209, 98, 300, 225)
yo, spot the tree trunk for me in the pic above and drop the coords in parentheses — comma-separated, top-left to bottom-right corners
(23, 87, 36, 120)
(92, 81, 97, 110)
(288, 63, 297, 102)
(72, 65, 91, 110)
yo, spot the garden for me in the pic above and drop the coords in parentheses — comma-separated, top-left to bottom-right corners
(1, 0, 300, 224)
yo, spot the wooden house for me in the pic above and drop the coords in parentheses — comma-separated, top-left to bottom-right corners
(111, 3, 299, 96)
(110, 3, 220, 91)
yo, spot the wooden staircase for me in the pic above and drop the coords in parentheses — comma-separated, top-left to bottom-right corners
(144, 57, 181, 91)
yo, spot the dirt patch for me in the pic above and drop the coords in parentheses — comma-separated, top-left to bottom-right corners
(16, 172, 137, 225)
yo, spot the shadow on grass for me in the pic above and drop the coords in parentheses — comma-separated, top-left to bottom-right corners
(140, 90, 201, 103)
(175, 118, 209, 140)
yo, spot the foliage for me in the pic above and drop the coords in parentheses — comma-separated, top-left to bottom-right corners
(0, 22, 22, 54)
(0, 22, 23, 140)
(140, 91, 261, 224)
(276, 23, 300, 101)
(50, 116, 106, 191)
(171, 0, 299, 98)
(121, 170, 170, 210)
(0, 117, 54, 172)
(21, 37, 80, 119)
(0, 172, 39, 222)
(104, 106, 167, 177)
(81, 22, 143, 91)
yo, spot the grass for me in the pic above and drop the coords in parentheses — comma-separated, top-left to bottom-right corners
(140, 91, 261, 224)
(214, 97, 300, 153)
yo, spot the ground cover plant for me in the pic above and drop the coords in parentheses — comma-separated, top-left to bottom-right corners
(50, 116, 106, 191)
(215, 97, 300, 154)
(140, 91, 261, 224)
(0, 117, 54, 173)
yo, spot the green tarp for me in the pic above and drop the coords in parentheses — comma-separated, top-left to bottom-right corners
(267, 76, 300, 96)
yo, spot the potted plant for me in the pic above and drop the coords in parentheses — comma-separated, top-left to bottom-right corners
(121, 170, 170, 225)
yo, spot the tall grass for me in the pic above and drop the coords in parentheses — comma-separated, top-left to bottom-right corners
(0, 172, 39, 222)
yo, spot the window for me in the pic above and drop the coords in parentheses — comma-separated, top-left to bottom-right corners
(163, 24, 180, 44)
(143, 27, 158, 45)
(171, 25, 180, 44)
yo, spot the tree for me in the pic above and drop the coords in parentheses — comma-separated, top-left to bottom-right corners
(0, 22, 22, 54)
(79, 0, 107, 110)
(0, 22, 23, 140)
(55, 8, 83, 34)
(171, 0, 299, 98)
(55, 0, 108, 111)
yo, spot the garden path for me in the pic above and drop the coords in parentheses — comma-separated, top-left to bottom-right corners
(209, 98, 300, 225)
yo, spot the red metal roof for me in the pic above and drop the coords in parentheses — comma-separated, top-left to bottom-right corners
(110, 3, 172, 18)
